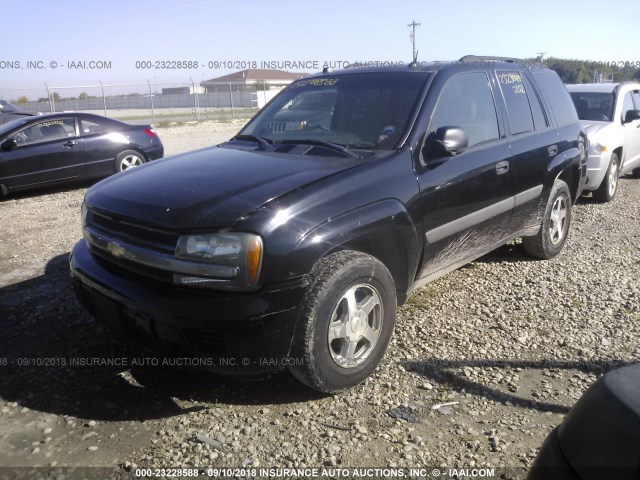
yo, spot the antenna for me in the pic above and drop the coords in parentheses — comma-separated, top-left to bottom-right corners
(408, 20, 421, 63)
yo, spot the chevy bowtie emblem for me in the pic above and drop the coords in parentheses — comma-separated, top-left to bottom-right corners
(106, 241, 126, 258)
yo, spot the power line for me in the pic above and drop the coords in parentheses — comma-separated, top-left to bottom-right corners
(408, 21, 421, 62)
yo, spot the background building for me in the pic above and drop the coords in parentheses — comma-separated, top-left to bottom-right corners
(201, 69, 307, 93)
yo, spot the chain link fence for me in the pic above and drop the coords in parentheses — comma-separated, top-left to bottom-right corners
(0, 80, 282, 125)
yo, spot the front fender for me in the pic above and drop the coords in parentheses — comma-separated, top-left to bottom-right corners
(290, 199, 421, 304)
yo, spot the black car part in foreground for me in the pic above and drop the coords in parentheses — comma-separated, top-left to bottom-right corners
(528, 363, 640, 480)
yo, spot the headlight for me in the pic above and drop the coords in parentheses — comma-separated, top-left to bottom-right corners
(590, 142, 607, 154)
(174, 232, 263, 289)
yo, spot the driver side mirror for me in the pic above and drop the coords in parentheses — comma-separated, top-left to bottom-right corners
(623, 110, 640, 124)
(422, 126, 469, 161)
(1, 138, 17, 151)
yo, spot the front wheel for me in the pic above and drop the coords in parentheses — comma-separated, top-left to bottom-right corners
(522, 179, 572, 259)
(115, 150, 146, 173)
(593, 153, 619, 202)
(289, 251, 397, 393)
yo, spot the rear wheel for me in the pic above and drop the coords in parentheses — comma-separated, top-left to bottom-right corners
(289, 251, 396, 393)
(523, 179, 572, 259)
(633, 168, 640, 178)
(593, 153, 619, 202)
(115, 150, 145, 173)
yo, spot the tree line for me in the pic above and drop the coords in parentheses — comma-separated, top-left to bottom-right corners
(541, 57, 640, 84)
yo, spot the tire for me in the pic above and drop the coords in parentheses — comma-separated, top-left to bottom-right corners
(115, 150, 146, 173)
(633, 168, 640, 178)
(289, 251, 397, 393)
(593, 153, 619, 202)
(522, 179, 572, 260)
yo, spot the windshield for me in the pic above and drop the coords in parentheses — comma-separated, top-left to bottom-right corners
(240, 72, 430, 150)
(570, 92, 615, 122)
(0, 100, 21, 113)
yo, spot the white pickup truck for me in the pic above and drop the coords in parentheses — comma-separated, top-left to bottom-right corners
(567, 82, 640, 202)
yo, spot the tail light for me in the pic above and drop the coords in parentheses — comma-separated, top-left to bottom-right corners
(143, 128, 157, 137)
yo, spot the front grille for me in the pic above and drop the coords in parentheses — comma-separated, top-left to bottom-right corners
(91, 248, 173, 284)
(89, 209, 178, 254)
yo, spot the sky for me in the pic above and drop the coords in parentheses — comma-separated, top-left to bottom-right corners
(1, 0, 639, 100)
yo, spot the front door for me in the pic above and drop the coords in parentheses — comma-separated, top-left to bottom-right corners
(416, 71, 513, 281)
(621, 90, 640, 172)
(0, 117, 85, 189)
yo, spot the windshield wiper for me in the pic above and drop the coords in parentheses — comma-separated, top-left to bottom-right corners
(280, 139, 361, 159)
(232, 134, 274, 151)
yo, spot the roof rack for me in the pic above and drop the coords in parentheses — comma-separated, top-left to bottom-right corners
(458, 55, 522, 63)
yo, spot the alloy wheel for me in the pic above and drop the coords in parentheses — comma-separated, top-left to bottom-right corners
(549, 195, 568, 245)
(327, 283, 383, 369)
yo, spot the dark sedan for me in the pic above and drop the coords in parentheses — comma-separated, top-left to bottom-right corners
(0, 113, 164, 196)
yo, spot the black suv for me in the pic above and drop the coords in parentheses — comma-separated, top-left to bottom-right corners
(71, 57, 587, 393)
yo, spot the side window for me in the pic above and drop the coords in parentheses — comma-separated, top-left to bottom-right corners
(429, 72, 499, 148)
(12, 118, 76, 146)
(80, 118, 110, 135)
(621, 92, 635, 122)
(633, 90, 640, 110)
(523, 75, 548, 130)
(531, 71, 578, 127)
(497, 72, 534, 135)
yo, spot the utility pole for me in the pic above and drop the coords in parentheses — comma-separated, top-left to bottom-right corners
(408, 20, 421, 62)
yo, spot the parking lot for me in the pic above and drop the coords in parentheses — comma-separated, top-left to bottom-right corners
(1, 120, 639, 475)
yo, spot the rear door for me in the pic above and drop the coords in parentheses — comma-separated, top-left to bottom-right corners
(495, 69, 557, 231)
(416, 71, 514, 280)
(0, 117, 85, 189)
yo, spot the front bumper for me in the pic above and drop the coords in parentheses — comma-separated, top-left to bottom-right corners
(70, 240, 307, 374)
(583, 151, 611, 190)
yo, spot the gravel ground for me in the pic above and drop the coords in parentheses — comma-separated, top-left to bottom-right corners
(0, 120, 638, 478)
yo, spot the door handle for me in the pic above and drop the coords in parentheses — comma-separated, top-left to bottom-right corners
(63, 141, 79, 147)
(495, 160, 509, 175)
(548, 145, 558, 156)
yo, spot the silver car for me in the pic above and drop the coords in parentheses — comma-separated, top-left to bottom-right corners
(567, 82, 640, 202)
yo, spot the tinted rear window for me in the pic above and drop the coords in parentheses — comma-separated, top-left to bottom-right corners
(497, 72, 535, 135)
(532, 72, 578, 127)
(522, 74, 548, 130)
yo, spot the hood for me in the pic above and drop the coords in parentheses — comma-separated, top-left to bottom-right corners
(579, 120, 612, 137)
(85, 145, 360, 230)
